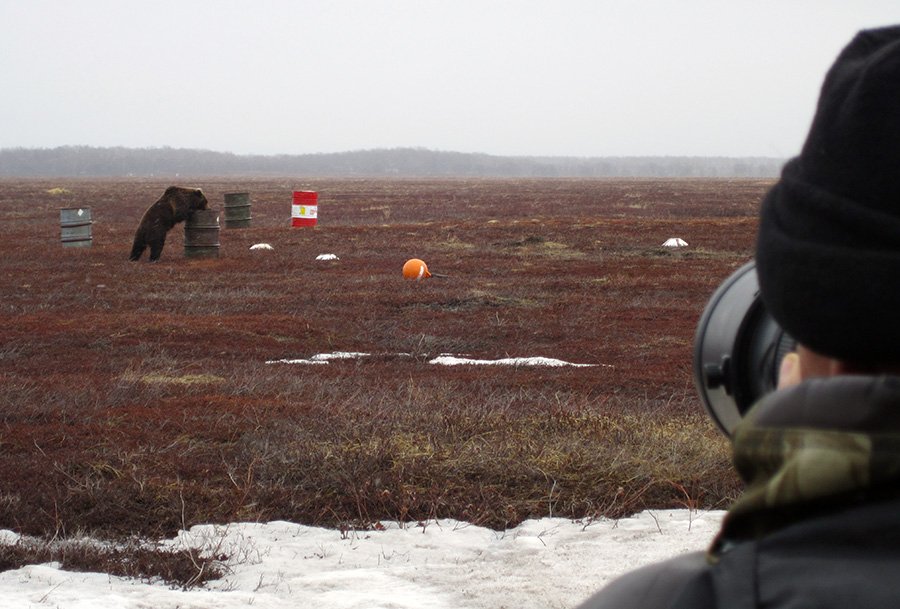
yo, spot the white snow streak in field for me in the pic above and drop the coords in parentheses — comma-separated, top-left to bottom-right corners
(266, 352, 607, 368)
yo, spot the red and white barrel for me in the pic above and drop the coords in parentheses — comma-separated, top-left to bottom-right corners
(291, 191, 318, 227)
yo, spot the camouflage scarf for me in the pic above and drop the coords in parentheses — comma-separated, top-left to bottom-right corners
(712, 375, 900, 552)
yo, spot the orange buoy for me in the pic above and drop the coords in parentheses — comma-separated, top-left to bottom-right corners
(402, 258, 432, 280)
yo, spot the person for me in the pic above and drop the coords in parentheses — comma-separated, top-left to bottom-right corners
(577, 24, 900, 608)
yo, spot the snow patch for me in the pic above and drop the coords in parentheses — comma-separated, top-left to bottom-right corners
(266, 352, 607, 368)
(429, 355, 600, 368)
(266, 352, 370, 365)
(0, 510, 725, 609)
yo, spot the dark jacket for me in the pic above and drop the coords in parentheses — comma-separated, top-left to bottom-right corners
(577, 375, 900, 609)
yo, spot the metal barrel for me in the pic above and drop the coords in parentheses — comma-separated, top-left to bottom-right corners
(60, 207, 93, 247)
(223, 192, 252, 228)
(291, 190, 318, 227)
(184, 209, 220, 258)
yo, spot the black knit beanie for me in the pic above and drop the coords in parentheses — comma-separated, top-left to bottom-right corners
(756, 25, 900, 363)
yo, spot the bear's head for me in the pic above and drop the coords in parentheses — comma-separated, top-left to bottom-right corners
(162, 186, 210, 222)
(176, 187, 208, 212)
(191, 189, 209, 212)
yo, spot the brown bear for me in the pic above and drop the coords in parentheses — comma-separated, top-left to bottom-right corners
(129, 186, 209, 261)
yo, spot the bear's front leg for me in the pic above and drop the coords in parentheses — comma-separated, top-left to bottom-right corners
(148, 235, 167, 262)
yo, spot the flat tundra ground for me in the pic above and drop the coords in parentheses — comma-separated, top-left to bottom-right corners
(0, 177, 766, 539)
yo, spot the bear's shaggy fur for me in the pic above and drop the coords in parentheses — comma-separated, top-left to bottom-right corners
(129, 186, 209, 261)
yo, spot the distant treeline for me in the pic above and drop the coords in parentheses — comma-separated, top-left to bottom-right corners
(0, 146, 785, 178)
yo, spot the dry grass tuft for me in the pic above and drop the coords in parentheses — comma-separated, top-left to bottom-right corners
(0, 537, 224, 588)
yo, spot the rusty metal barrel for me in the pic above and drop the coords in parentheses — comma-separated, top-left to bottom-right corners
(184, 209, 220, 258)
(223, 192, 252, 228)
(60, 207, 93, 247)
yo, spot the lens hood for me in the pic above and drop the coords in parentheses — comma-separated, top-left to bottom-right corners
(692, 261, 795, 435)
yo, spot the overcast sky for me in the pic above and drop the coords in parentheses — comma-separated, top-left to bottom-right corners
(2, 1, 899, 158)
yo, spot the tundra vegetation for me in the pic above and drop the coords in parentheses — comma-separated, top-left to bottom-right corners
(0, 177, 766, 585)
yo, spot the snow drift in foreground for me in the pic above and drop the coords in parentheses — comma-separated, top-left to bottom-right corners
(0, 509, 725, 609)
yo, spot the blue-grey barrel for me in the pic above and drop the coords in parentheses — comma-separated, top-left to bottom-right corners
(60, 207, 93, 247)
(223, 192, 252, 228)
(184, 209, 220, 258)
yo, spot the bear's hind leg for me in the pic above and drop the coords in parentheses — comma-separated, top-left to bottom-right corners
(129, 237, 146, 261)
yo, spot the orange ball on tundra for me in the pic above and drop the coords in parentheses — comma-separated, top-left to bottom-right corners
(402, 258, 432, 280)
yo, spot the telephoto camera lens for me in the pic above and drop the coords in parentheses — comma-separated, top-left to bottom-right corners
(692, 261, 795, 436)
